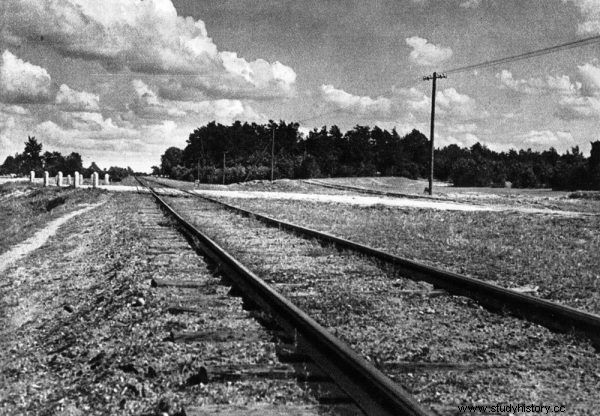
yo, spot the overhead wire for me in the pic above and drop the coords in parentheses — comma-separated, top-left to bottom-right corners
(442, 34, 600, 75)
(297, 34, 600, 133)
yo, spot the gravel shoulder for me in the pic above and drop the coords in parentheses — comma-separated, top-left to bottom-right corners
(0, 193, 347, 415)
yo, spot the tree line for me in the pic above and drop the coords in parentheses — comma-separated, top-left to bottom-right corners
(0, 137, 135, 181)
(156, 121, 600, 190)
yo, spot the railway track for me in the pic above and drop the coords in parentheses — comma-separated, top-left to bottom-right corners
(137, 178, 431, 416)
(138, 177, 600, 414)
(143, 177, 600, 349)
(303, 179, 449, 201)
(133, 197, 366, 415)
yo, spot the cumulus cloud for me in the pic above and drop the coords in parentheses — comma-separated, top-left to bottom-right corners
(515, 130, 574, 146)
(129, 79, 187, 119)
(546, 74, 583, 95)
(496, 70, 545, 94)
(496, 70, 581, 95)
(437, 132, 480, 148)
(556, 95, 600, 119)
(128, 79, 263, 122)
(577, 62, 600, 93)
(406, 36, 453, 66)
(1, 0, 296, 99)
(57, 111, 123, 132)
(0, 50, 52, 103)
(565, 0, 600, 34)
(0, 103, 30, 116)
(55, 84, 100, 112)
(318, 84, 483, 123)
(320, 85, 393, 115)
(460, 0, 482, 8)
(394, 87, 430, 112)
(175, 99, 264, 123)
(549, 63, 600, 119)
(32, 117, 195, 171)
(398, 86, 484, 120)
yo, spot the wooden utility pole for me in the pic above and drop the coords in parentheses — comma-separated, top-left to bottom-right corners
(422, 72, 446, 196)
(222, 152, 226, 185)
(271, 127, 275, 182)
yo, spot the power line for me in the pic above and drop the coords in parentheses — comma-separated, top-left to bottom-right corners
(443, 34, 600, 75)
(298, 34, 600, 131)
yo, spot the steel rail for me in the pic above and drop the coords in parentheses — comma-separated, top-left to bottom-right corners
(137, 177, 433, 416)
(303, 179, 450, 201)
(144, 178, 600, 348)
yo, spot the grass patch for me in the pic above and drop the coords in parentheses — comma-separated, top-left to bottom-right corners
(570, 191, 600, 200)
(0, 184, 107, 254)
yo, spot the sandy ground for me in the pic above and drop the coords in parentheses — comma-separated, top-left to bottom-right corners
(190, 189, 590, 216)
(0, 201, 106, 275)
(11, 183, 590, 216)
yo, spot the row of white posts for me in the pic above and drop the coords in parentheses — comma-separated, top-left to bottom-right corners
(32, 171, 109, 188)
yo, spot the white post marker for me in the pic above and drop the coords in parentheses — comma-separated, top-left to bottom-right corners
(79, 173, 84, 186)
(43, 171, 49, 187)
(67, 175, 72, 186)
(92, 172, 99, 188)
(57, 171, 63, 187)
(104, 173, 110, 185)
(30, 171, 35, 183)
(74, 172, 80, 188)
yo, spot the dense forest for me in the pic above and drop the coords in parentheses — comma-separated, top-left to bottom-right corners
(0, 137, 134, 181)
(156, 121, 600, 190)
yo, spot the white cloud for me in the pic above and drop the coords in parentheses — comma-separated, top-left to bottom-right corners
(437, 132, 480, 148)
(496, 70, 581, 95)
(446, 123, 478, 134)
(577, 62, 600, 94)
(1, 0, 296, 100)
(393, 87, 430, 112)
(128, 79, 263, 123)
(32, 117, 191, 171)
(318, 84, 483, 125)
(565, 0, 600, 34)
(0, 104, 30, 116)
(460, 0, 482, 8)
(129, 79, 187, 119)
(406, 36, 453, 66)
(556, 95, 600, 119)
(55, 84, 100, 112)
(515, 130, 574, 146)
(547, 63, 600, 119)
(496, 70, 545, 94)
(175, 99, 264, 124)
(57, 111, 122, 132)
(546, 74, 582, 95)
(0, 50, 52, 104)
(320, 84, 393, 115)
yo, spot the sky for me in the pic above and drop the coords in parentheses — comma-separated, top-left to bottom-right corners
(1, 0, 600, 172)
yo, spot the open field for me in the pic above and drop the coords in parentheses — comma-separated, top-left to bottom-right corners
(214, 196, 600, 315)
(148, 176, 600, 213)
(0, 182, 107, 255)
(314, 176, 570, 198)
(308, 177, 600, 213)
(135, 176, 352, 195)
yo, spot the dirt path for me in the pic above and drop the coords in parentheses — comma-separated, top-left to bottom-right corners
(0, 200, 107, 275)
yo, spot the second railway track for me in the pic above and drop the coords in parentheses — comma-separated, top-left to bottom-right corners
(138, 177, 600, 415)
